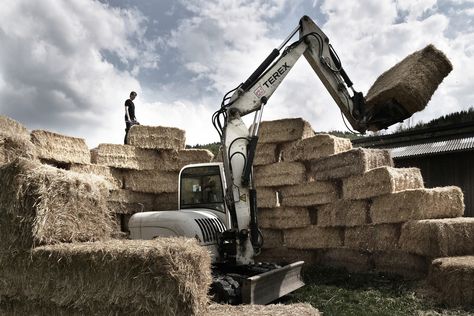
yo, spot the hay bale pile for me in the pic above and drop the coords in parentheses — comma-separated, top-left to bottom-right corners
(0, 116, 36, 165)
(365, 44, 452, 116)
(207, 303, 320, 315)
(0, 156, 212, 315)
(254, 118, 467, 281)
(126, 125, 186, 150)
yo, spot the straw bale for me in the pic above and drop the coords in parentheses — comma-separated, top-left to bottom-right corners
(261, 229, 283, 249)
(254, 161, 306, 187)
(124, 169, 178, 194)
(154, 192, 179, 211)
(28, 238, 211, 315)
(284, 225, 343, 249)
(92, 143, 159, 170)
(0, 133, 36, 166)
(258, 118, 314, 143)
(310, 148, 393, 180)
(31, 130, 90, 164)
(281, 134, 352, 162)
(318, 200, 369, 227)
(127, 125, 185, 150)
(107, 189, 156, 214)
(255, 247, 319, 265)
(429, 256, 474, 306)
(371, 186, 464, 224)
(280, 181, 339, 207)
(258, 207, 310, 229)
(69, 163, 124, 189)
(399, 218, 474, 257)
(0, 115, 29, 136)
(318, 249, 371, 273)
(365, 44, 452, 116)
(344, 224, 400, 252)
(373, 251, 429, 279)
(257, 187, 279, 208)
(207, 303, 320, 316)
(254, 143, 278, 165)
(0, 158, 112, 250)
(343, 166, 424, 200)
(156, 149, 214, 171)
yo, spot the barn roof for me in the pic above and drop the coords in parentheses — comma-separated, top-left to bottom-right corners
(388, 137, 474, 158)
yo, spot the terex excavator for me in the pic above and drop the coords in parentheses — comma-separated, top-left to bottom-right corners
(129, 16, 423, 304)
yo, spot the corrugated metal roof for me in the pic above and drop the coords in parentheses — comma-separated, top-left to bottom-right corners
(388, 137, 474, 158)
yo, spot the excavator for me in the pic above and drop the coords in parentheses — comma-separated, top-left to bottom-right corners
(128, 16, 423, 304)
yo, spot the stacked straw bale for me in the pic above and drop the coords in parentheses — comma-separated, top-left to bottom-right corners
(256, 187, 279, 208)
(256, 247, 319, 266)
(365, 44, 452, 115)
(254, 143, 278, 165)
(310, 148, 393, 180)
(154, 192, 179, 211)
(207, 303, 320, 316)
(344, 224, 400, 252)
(257, 118, 314, 143)
(0, 116, 36, 166)
(280, 181, 339, 207)
(370, 187, 464, 224)
(26, 238, 211, 315)
(0, 158, 113, 250)
(428, 256, 474, 306)
(373, 251, 429, 279)
(254, 161, 306, 187)
(317, 249, 372, 273)
(127, 125, 186, 150)
(281, 134, 352, 162)
(342, 166, 424, 199)
(317, 200, 369, 227)
(69, 163, 124, 189)
(0, 115, 29, 136)
(156, 148, 214, 171)
(124, 169, 178, 194)
(258, 207, 311, 229)
(91, 143, 158, 169)
(284, 225, 344, 249)
(31, 130, 90, 164)
(399, 218, 474, 257)
(107, 189, 156, 214)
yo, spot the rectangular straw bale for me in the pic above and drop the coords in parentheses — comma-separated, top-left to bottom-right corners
(254, 143, 278, 165)
(254, 161, 306, 187)
(281, 134, 352, 162)
(257, 187, 279, 208)
(124, 169, 178, 194)
(28, 238, 211, 316)
(207, 303, 320, 316)
(428, 256, 474, 306)
(280, 181, 339, 207)
(371, 186, 464, 224)
(127, 125, 185, 150)
(154, 192, 179, 211)
(373, 251, 429, 279)
(344, 224, 400, 252)
(258, 207, 310, 229)
(365, 44, 452, 116)
(284, 225, 343, 249)
(69, 163, 124, 189)
(31, 130, 90, 164)
(156, 149, 213, 171)
(0, 115, 29, 137)
(0, 158, 113, 250)
(257, 118, 314, 143)
(343, 167, 424, 200)
(255, 247, 319, 266)
(318, 200, 369, 227)
(310, 148, 393, 180)
(318, 249, 371, 273)
(261, 229, 283, 249)
(107, 189, 156, 214)
(0, 133, 36, 166)
(399, 218, 474, 257)
(92, 143, 159, 170)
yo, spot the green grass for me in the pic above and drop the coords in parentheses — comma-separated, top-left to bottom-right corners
(281, 266, 474, 316)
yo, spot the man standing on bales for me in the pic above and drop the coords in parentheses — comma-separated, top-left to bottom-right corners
(124, 91, 140, 144)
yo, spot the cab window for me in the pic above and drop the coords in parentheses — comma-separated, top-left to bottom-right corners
(180, 166, 224, 212)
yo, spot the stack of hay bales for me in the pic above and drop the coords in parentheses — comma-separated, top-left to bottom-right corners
(0, 115, 36, 165)
(254, 118, 466, 281)
(91, 125, 213, 234)
(0, 157, 212, 315)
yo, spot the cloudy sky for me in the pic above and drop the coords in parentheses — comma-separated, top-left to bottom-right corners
(0, 0, 473, 147)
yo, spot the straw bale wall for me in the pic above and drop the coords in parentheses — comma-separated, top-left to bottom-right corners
(281, 134, 352, 162)
(365, 44, 452, 115)
(0, 133, 36, 166)
(127, 125, 186, 150)
(254, 143, 278, 165)
(0, 115, 30, 137)
(254, 161, 306, 187)
(69, 163, 124, 189)
(257, 118, 314, 143)
(280, 181, 339, 207)
(31, 130, 90, 164)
